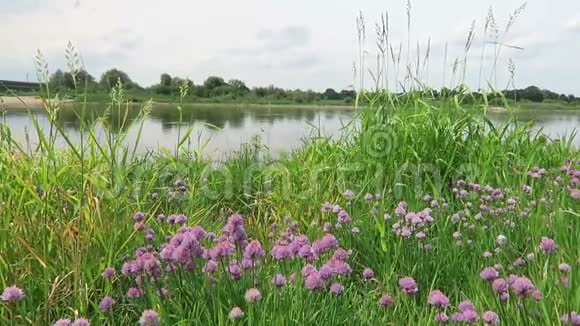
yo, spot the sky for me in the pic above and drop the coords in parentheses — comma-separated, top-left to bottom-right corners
(1, 0, 580, 94)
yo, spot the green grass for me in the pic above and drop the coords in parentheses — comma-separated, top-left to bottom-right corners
(0, 86, 578, 325)
(1, 89, 353, 108)
(515, 100, 580, 111)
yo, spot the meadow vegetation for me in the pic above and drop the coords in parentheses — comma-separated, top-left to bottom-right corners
(0, 2, 579, 325)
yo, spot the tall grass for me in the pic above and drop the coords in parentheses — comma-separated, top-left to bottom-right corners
(0, 3, 578, 325)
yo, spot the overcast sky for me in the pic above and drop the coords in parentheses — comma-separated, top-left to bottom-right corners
(1, 0, 580, 94)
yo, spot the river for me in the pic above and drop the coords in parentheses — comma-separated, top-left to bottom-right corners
(1, 104, 578, 158)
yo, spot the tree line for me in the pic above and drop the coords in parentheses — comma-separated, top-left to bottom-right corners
(47, 69, 356, 104)
(47, 68, 578, 104)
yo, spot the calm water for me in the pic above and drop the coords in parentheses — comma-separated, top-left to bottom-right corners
(1, 104, 578, 158)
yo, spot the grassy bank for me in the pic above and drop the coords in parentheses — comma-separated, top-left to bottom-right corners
(4, 91, 580, 113)
(0, 90, 353, 107)
(0, 88, 578, 325)
(514, 100, 580, 111)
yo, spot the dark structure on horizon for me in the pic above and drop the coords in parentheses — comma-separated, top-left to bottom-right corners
(0, 80, 41, 92)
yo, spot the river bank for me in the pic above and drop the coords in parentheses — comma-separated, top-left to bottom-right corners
(0, 95, 354, 111)
(0, 96, 44, 108)
(3, 95, 580, 113)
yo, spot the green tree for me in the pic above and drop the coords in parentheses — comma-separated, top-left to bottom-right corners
(203, 76, 226, 90)
(192, 85, 209, 98)
(228, 79, 250, 95)
(210, 85, 234, 97)
(542, 89, 559, 100)
(323, 88, 339, 100)
(170, 77, 183, 87)
(100, 68, 135, 89)
(63, 70, 96, 90)
(339, 89, 356, 99)
(48, 70, 66, 91)
(522, 86, 544, 102)
(253, 87, 268, 97)
(160, 73, 172, 87)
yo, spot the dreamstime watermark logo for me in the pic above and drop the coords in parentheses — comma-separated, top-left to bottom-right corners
(360, 126, 393, 159)
(188, 158, 485, 203)
(165, 129, 487, 203)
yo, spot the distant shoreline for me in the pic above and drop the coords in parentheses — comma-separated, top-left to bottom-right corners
(1, 96, 44, 108)
(0, 96, 355, 110)
(2, 95, 580, 112)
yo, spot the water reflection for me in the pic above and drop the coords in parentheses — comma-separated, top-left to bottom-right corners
(487, 110, 580, 143)
(1, 104, 577, 157)
(19, 104, 342, 133)
(0, 104, 355, 157)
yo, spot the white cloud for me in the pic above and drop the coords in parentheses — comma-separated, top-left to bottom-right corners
(566, 13, 580, 32)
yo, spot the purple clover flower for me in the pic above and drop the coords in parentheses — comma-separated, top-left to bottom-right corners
(451, 312, 463, 323)
(561, 311, 580, 325)
(427, 290, 449, 308)
(458, 300, 476, 312)
(0, 286, 24, 302)
(337, 210, 351, 224)
(244, 240, 265, 260)
(312, 234, 338, 255)
(343, 189, 354, 199)
(496, 234, 507, 246)
(378, 294, 394, 307)
(461, 310, 480, 324)
(173, 214, 187, 225)
(329, 282, 344, 295)
(302, 264, 317, 277)
(560, 263, 571, 273)
(322, 202, 334, 213)
(271, 244, 290, 260)
(492, 278, 508, 294)
(362, 268, 374, 280)
(434, 312, 449, 323)
(304, 272, 324, 290)
(482, 311, 500, 325)
(139, 309, 160, 326)
(510, 276, 535, 297)
(53, 319, 72, 326)
(480, 267, 499, 282)
(127, 287, 143, 299)
(323, 222, 332, 232)
(98, 296, 116, 312)
(210, 239, 236, 260)
(133, 212, 145, 222)
(203, 260, 218, 273)
(513, 257, 526, 267)
(229, 306, 244, 321)
(562, 276, 570, 288)
(244, 288, 262, 303)
(272, 274, 286, 288)
(319, 264, 333, 280)
(399, 276, 419, 295)
(229, 260, 242, 280)
(101, 267, 115, 279)
(72, 318, 90, 326)
(539, 236, 557, 253)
